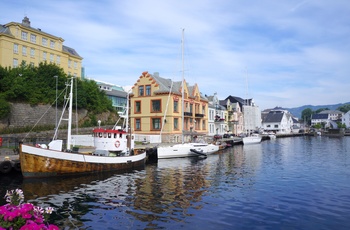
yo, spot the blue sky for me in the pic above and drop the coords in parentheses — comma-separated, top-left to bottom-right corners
(1, 0, 350, 110)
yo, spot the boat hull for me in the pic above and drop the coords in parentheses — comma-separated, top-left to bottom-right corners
(157, 143, 219, 159)
(20, 144, 146, 178)
(242, 136, 262, 144)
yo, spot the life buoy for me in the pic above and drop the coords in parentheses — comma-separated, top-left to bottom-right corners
(115, 140, 120, 148)
(0, 161, 12, 174)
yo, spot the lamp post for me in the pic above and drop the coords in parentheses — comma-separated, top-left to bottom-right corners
(54, 76, 58, 131)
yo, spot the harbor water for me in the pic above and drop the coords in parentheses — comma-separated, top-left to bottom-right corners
(1, 136, 350, 229)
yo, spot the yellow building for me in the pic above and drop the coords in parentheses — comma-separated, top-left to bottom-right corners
(0, 17, 82, 77)
(130, 71, 209, 143)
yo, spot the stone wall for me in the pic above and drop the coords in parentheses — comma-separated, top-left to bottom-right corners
(0, 102, 88, 130)
(0, 103, 118, 131)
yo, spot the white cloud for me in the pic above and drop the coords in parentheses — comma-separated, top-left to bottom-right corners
(1, 0, 350, 109)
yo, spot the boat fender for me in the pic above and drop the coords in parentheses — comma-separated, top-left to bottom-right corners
(0, 161, 12, 174)
(13, 161, 21, 172)
(115, 140, 120, 148)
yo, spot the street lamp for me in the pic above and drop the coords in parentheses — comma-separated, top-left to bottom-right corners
(54, 76, 58, 131)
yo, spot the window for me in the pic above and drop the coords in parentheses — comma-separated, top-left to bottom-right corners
(42, 38, 48, 46)
(68, 59, 71, 68)
(135, 101, 141, 113)
(43, 52, 47, 60)
(174, 100, 178, 112)
(152, 118, 161, 130)
(22, 46, 27, 56)
(13, 59, 18, 67)
(50, 54, 54, 62)
(50, 40, 55, 49)
(274, 125, 279, 128)
(174, 118, 179, 130)
(30, 34, 36, 43)
(202, 105, 205, 114)
(135, 119, 141, 130)
(56, 55, 60, 64)
(74, 61, 77, 69)
(146, 85, 151, 96)
(13, 44, 18, 54)
(21, 31, 28, 40)
(202, 120, 206, 130)
(151, 100, 161, 112)
(30, 48, 35, 57)
(139, 86, 144, 96)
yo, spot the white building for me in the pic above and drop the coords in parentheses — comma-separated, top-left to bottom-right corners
(262, 109, 293, 134)
(319, 110, 343, 121)
(207, 93, 227, 136)
(242, 99, 262, 134)
(342, 111, 350, 128)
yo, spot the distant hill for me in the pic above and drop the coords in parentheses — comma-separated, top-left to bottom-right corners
(284, 102, 350, 119)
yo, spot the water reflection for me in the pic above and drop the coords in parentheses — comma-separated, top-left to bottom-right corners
(1, 138, 350, 229)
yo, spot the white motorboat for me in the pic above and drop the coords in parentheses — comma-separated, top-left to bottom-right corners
(242, 133, 262, 145)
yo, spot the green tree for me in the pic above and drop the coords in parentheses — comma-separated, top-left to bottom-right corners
(0, 96, 10, 119)
(0, 63, 114, 114)
(315, 108, 329, 114)
(337, 104, 350, 113)
(301, 108, 313, 125)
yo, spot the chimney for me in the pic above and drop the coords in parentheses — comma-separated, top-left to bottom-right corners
(22, 16, 31, 27)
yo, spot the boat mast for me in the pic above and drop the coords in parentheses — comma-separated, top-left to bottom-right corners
(181, 28, 185, 144)
(66, 77, 73, 151)
(126, 91, 130, 151)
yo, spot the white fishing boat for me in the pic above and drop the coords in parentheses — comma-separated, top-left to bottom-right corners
(20, 78, 146, 178)
(157, 29, 219, 159)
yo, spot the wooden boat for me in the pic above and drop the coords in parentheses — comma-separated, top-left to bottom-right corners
(20, 78, 146, 178)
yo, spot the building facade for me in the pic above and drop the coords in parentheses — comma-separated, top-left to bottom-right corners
(130, 71, 209, 143)
(95, 80, 127, 112)
(262, 109, 293, 134)
(0, 17, 82, 77)
(342, 111, 350, 128)
(242, 99, 262, 134)
(207, 93, 227, 136)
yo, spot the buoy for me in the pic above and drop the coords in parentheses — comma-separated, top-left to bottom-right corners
(115, 140, 120, 148)
(0, 161, 12, 174)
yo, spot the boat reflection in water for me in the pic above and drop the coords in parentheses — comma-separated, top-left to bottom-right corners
(5, 147, 250, 229)
(20, 167, 145, 229)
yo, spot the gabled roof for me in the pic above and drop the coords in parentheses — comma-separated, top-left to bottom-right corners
(150, 72, 182, 95)
(148, 72, 208, 101)
(319, 110, 343, 114)
(311, 113, 329, 119)
(224, 95, 245, 105)
(264, 113, 284, 123)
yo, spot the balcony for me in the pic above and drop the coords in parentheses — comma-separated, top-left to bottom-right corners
(184, 112, 192, 117)
(195, 113, 204, 118)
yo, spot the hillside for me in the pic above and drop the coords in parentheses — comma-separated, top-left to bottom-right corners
(284, 102, 350, 119)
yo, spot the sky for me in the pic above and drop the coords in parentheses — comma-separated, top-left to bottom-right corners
(1, 0, 350, 110)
